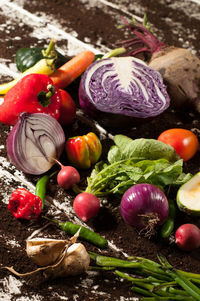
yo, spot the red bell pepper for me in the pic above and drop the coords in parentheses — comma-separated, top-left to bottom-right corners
(0, 74, 62, 125)
(8, 188, 42, 220)
(65, 132, 102, 169)
(58, 89, 76, 125)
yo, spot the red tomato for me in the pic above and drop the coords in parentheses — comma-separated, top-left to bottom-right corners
(158, 129, 199, 161)
(58, 89, 76, 125)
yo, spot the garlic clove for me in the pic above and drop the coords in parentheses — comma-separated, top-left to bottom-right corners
(26, 238, 68, 266)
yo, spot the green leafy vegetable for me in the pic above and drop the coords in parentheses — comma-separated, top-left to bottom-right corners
(108, 135, 180, 164)
(83, 135, 191, 197)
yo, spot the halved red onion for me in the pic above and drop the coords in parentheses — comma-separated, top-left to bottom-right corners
(6, 112, 65, 175)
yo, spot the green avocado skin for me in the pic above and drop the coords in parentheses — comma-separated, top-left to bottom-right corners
(15, 47, 70, 72)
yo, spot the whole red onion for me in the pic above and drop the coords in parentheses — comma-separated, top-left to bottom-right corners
(120, 183, 169, 235)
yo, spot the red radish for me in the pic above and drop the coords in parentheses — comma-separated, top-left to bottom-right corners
(55, 160, 80, 189)
(118, 16, 200, 111)
(175, 223, 200, 251)
(73, 192, 100, 222)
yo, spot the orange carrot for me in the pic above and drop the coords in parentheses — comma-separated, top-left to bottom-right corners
(50, 50, 95, 89)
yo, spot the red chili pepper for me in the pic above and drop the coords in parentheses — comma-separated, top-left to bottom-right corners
(8, 188, 42, 220)
(66, 132, 102, 169)
(0, 74, 62, 125)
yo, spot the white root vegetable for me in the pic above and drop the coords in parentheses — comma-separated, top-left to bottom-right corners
(43, 243, 90, 279)
(26, 238, 68, 266)
(2, 234, 90, 279)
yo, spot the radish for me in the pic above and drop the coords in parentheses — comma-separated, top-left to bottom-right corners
(55, 160, 80, 190)
(118, 16, 200, 111)
(175, 223, 200, 251)
(73, 192, 100, 222)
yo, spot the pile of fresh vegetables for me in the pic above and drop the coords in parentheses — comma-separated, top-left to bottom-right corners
(1, 16, 200, 299)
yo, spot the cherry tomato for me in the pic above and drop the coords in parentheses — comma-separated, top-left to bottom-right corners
(58, 89, 76, 125)
(158, 128, 199, 161)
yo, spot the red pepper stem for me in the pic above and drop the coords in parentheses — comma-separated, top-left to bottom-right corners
(46, 84, 55, 99)
(37, 85, 56, 107)
(42, 39, 57, 57)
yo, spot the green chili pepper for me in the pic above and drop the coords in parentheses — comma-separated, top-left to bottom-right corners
(35, 175, 50, 210)
(15, 39, 70, 73)
(60, 221, 108, 248)
(35, 171, 57, 209)
(160, 200, 176, 239)
(44, 216, 108, 248)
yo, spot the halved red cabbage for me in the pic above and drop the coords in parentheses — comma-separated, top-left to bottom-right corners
(79, 57, 170, 119)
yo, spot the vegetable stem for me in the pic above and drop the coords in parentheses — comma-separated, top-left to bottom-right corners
(42, 39, 56, 57)
(131, 286, 157, 297)
(89, 252, 200, 299)
(102, 47, 126, 59)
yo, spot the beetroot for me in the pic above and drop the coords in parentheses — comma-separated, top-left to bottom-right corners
(118, 17, 200, 111)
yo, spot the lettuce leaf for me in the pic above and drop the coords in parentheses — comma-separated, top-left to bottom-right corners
(85, 135, 192, 197)
(108, 135, 180, 164)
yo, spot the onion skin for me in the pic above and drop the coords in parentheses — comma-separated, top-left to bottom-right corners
(6, 112, 65, 175)
(120, 184, 169, 232)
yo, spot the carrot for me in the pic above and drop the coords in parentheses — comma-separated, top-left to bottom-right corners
(50, 50, 95, 89)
